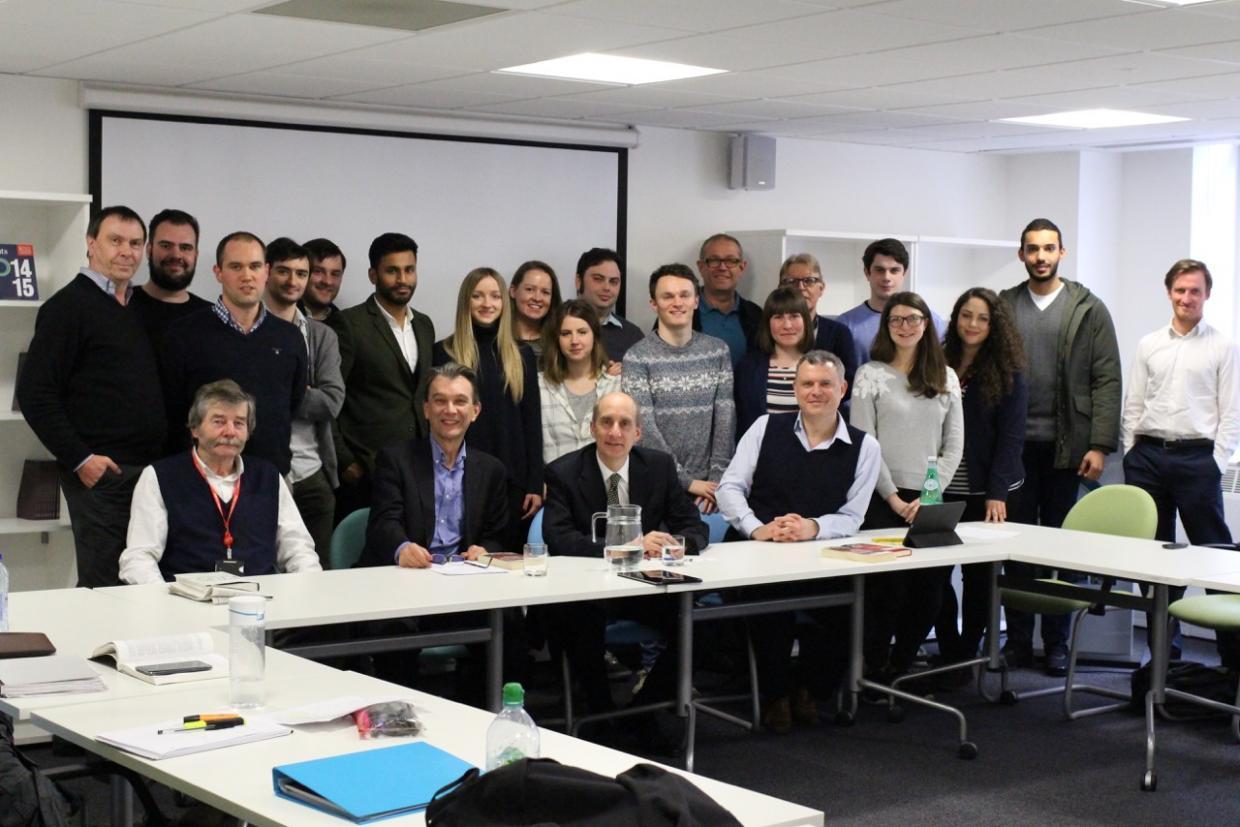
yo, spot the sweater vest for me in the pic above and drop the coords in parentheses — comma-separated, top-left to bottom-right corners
(748, 414, 864, 525)
(153, 452, 280, 580)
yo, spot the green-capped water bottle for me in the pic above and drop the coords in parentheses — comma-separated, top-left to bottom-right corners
(920, 455, 943, 505)
(485, 682, 539, 771)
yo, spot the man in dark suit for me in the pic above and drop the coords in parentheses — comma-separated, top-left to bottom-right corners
(328, 232, 435, 523)
(357, 362, 512, 693)
(544, 391, 707, 723)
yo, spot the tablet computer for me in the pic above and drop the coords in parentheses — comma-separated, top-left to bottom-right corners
(904, 500, 967, 548)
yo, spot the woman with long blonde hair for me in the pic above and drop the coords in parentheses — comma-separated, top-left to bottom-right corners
(434, 267, 544, 535)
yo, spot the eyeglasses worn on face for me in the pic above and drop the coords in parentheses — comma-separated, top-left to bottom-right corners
(703, 257, 743, 269)
(888, 314, 926, 328)
(780, 277, 822, 288)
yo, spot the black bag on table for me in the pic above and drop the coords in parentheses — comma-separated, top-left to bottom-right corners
(426, 757, 742, 827)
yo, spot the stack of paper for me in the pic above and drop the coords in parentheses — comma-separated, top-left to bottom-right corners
(0, 654, 106, 698)
(97, 716, 292, 760)
(169, 571, 262, 603)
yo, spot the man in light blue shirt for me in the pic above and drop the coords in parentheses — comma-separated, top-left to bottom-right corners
(838, 238, 945, 368)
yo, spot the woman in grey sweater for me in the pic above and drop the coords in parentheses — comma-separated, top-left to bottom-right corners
(852, 291, 963, 680)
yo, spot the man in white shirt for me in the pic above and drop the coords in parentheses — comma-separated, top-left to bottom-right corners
(120, 379, 320, 584)
(1122, 258, 1240, 667)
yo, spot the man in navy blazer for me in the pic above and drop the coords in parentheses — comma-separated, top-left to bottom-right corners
(544, 392, 707, 725)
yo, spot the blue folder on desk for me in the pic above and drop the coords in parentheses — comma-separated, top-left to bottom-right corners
(272, 741, 474, 823)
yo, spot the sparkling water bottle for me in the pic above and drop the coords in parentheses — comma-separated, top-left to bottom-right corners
(920, 455, 943, 505)
(485, 682, 539, 771)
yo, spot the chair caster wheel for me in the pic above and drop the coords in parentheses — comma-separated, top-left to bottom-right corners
(886, 705, 905, 724)
(1141, 771, 1156, 792)
(833, 710, 854, 726)
(958, 741, 978, 760)
(1000, 690, 1018, 705)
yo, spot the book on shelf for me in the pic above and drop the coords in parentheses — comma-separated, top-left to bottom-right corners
(169, 571, 262, 603)
(98, 716, 291, 761)
(0, 243, 39, 301)
(480, 552, 524, 570)
(821, 543, 912, 563)
(91, 631, 228, 685)
(16, 459, 60, 520)
(0, 654, 105, 698)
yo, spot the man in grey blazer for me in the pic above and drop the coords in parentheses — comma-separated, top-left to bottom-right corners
(328, 232, 436, 524)
(263, 237, 345, 565)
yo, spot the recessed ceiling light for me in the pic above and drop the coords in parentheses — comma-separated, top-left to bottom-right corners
(497, 53, 726, 86)
(1123, 0, 1224, 6)
(999, 108, 1189, 129)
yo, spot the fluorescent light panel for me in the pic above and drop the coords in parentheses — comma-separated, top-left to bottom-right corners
(1124, 0, 1225, 6)
(498, 53, 726, 85)
(999, 108, 1189, 129)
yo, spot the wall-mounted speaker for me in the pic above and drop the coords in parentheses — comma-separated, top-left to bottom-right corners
(729, 134, 776, 191)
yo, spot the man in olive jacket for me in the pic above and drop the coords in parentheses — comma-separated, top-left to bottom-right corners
(998, 217, 1122, 676)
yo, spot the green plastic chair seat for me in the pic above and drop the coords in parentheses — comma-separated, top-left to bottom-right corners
(1169, 594, 1240, 631)
(329, 507, 370, 570)
(1001, 580, 1093, 615)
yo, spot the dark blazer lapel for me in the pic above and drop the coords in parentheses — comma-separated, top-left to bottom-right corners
(365, 298, 417, 385)
(461, 451, 484, 545)
(579, 447, 609, 517)
(411, 443, 436, 547)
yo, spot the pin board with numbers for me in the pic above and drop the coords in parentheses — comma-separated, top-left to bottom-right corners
(0, 244, 39, 301)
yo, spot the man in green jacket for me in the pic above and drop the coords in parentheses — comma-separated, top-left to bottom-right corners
(999, 217, 1122, 676)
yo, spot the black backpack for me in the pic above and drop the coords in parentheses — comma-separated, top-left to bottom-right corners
(426, 758, 743, 827)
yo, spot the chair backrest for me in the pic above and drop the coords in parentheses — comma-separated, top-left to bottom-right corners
(1061, 484, 1157, 540)
(703, 512, 729, 545)
(528, 508, 544, 545)
(329, 507, 370, 569)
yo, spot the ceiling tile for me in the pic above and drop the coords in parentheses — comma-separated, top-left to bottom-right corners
(1142, 98, 1240, 119)
(895, 100, 1057, 120)
(1005, 85, 1209, 110)
(683, 98, 862, 120)
(1159, 39, 1240, 66)
(185, 71, 384, 98)
(555, 0, 818, 33)
(37, 54, 228, 86)
(553, 85, 736, 109)
(106, 0, 266, 10)
(739, 8, 986, 55)
(804, 109, 966, 128)
(1176, 0, 1240, 21)
(1023, 7, 1240, 51)
(471, 96, 650, 119)
(765, 53, 957, 87)
(331, 84, 524, 108)
(608, 108, 755, 128)
(781, 87, 970, 109)
(606, 32, 834, 72)
(269, 54, 469, 86)
(888, 120, 1060, 140)
(658, 69, 851, 99)
(879, 33, 1127, 75)
(1133, 70, 1240, 99)
(864, 0, 1144, 31)
(403, 71, 610, 98)
(0, 0, 217, 73)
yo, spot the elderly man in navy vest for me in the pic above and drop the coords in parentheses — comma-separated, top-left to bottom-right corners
(119, 379, 320, 583)
(717, 350, 880, 733)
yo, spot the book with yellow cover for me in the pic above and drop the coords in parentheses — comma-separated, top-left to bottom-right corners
(821, 543, 912, 563)
(481, 552, 524, 571)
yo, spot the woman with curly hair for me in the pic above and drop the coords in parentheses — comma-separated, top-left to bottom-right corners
(851, 290, 963, 680)
(934, 287, 1028, 664)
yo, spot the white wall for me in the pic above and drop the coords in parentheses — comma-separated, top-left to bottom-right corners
(0, 76, 87, 193)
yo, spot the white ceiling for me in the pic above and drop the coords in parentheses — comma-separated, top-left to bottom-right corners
(5, 0, 1240, 152)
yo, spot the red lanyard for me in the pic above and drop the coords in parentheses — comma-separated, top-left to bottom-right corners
(192, 452, 242, 556)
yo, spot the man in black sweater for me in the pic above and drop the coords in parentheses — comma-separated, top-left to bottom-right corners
(161, 232, 307, 476)
(17, 205, 167, 587)
(129, 208, 210, 348)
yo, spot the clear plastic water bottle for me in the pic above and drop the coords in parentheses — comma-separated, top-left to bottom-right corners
(228, 595, 266, 708)
(920, 455, 943, 505)
(485, 682, 539, 771)
(0, 552, 9, 633)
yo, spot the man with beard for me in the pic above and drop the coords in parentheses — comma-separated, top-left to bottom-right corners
(161, 232, 307, 476)
(328, 232, 435, 522)
(301, 237, 346, 322)
(130, 209, 211, 346)
(119, 379, 320, 583)
(263, 238, 345, 565)
(999, 218, 1121, 676)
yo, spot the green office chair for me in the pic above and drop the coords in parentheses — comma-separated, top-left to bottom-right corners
(999, 484, 1158, 719)
(329, 507, 370, 570)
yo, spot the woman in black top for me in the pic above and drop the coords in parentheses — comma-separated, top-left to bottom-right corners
(935, 287, 1028, 663)
(509, 260, 562, 356)
(733, 287, 815, 440)
(434, 267, 543, 545)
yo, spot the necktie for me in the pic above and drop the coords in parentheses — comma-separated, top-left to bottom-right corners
(606, 473, 621, 506)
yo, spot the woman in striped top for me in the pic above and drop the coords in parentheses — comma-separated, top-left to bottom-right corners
(935, 287, 1028, 664)
(733, 287, 816, 440)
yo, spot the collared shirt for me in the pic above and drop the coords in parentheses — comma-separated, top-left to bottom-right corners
(117, 450, 320, 584)
(716, 412, 881, 540)
(374, 295, 419, 373)
(596, 453, 631, 506)
(428, 438, 466, 557)
(1122, 319, 1240, 473)
(287, 308, 323, 483)
(81, 267, 132, 304)
(601, 311, 625, 329)
(212, 296, 268, 335)
(699, 292, 747, 366)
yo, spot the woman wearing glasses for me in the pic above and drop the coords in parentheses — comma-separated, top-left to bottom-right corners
(933, 287, 1027, 664)
(852, 291, 963, 681)
(777, 253, 857, 390)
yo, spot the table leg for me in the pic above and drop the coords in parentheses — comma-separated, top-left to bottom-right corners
(1143, 583, 1169, 791)
(678, 591, 695, 772)
(980, 561, 1007, 702)
(487, 608, 504, 712)
(110, 774, 134, 826)
(845, 574, 864, 720)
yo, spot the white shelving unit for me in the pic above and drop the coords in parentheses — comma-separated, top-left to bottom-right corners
(0, 190, 90, 542)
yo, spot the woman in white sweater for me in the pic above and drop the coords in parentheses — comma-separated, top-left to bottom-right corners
(851, 290, 963, 681)
(538, 299, 622, 464)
